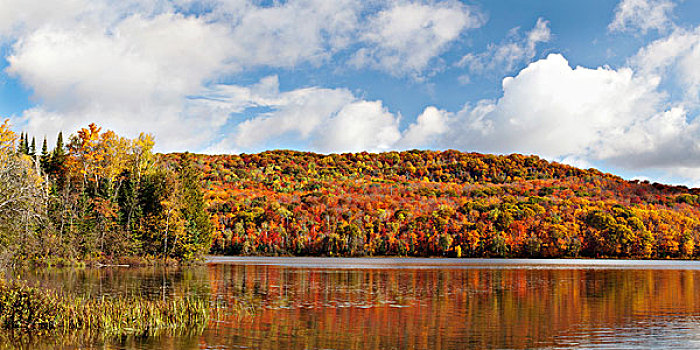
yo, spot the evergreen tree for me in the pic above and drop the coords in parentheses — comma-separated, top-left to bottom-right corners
(48, 132, 67, 184)
(29, 137, 36, 157)
(40, 137, 50, 172)
(20, 133, 29, 154)
(54, 132, 64, 156)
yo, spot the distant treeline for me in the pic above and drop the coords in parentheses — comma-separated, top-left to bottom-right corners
(171, 150, 700, 259)
(0, 121, 211, 265)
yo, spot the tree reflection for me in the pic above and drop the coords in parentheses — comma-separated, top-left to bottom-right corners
(205, 265, 700, 350)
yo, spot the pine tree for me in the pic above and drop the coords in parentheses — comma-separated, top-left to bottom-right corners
(40, 137, 50, 172)
(54, 132, 64, 156)
(48, 131, 67, 184)
(29, 137, 36, 157)
(52, 131, 65, 165)
(20, 133, 29, 154)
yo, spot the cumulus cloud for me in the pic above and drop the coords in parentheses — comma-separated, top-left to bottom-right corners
(231, 89, 355, 149)
(448, 54, 664, 158)
(6, 12, 235, 150)
(458, 18, 551, 75)
(350, 0, 484, 77)
(314, 101, 401, 153)
(187, 0, 484, 74)
(609, 0, 675, 34)
(397, 106, 450, 149)
(511, 56, 658, 157)
(0, 0, 88, 38)
(200, 76, 401, 154)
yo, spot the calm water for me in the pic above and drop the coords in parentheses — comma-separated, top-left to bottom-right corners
(7, 257, 700, 349)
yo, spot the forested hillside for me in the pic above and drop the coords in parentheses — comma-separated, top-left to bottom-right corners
(165, 150, 700, 259)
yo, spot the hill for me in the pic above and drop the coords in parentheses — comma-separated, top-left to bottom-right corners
(164, 150, 700, 259)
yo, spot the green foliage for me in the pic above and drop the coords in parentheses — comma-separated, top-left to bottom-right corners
(176, 158, 214, 260)
(0, 123, 214, 264)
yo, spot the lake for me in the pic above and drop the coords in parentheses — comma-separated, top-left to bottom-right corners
(6, 257, 700, 349)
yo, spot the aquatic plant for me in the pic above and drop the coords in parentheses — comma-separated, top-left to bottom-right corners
(0, 280, 209, 337)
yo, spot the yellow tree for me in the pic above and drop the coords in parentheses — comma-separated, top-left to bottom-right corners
(0, 119, 15, 154)
(68, 124, 135, 195)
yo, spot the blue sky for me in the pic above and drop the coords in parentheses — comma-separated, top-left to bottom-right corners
(2, 0, 700, 185)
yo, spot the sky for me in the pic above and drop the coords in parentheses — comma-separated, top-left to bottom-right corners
(2, 0, 700, 186)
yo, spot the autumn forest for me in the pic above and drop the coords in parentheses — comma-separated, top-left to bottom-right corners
(3, 121, 700, 264)
(0, 121, 212, 264)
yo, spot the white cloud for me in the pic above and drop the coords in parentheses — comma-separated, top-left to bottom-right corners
(558, 156, 594, 170)
(453, 54, 664, 159)
(314, 101, 401, 153)
(8, 0, 699, 185)
(232, 87, 355, 149)
(458, 18, 551, 75)
(398, 106, 450, 149)
(609, 0, 675, 34)
(7, 12, 234, 150)
(0, 0, 88, 38)
(350, 0, 484, 77)
(217, 0, 362, 69)
(631, 27, 700, 101)
(199, 76, 401, 154)
(1, 0, 484, 75)
(0, 0, 169, 39)
(187, 0, 484, 75)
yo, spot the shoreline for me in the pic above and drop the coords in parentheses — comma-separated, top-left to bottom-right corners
(205, 255, 700, 270)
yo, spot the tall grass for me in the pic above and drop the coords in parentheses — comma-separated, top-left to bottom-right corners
(0, 280, 209, 337)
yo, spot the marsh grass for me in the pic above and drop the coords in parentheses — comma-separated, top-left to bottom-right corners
(0, 280, 209, 337)
(0, 329, 103, 350)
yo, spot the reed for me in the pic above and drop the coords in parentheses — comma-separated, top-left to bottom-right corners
(0, 280, 209, 337)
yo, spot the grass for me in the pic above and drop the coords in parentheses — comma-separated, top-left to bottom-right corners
(0, 280, 209, 337)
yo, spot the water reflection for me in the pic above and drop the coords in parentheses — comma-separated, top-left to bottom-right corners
(6, 265, 211, 300)
(202, 264, 700, 349)
(6, 260, 700, 349)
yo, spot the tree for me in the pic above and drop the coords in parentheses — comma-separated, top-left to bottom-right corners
(175, 158, 214, 260)
(19, 133, 29, 155)
(54, 132, 64, 156)
(46, 131, 68, 188)
(136, 168, 183, 257)
(29, 137, 36, 157)
(40, 137, 50, 173)
(0, 120, 48, 263)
